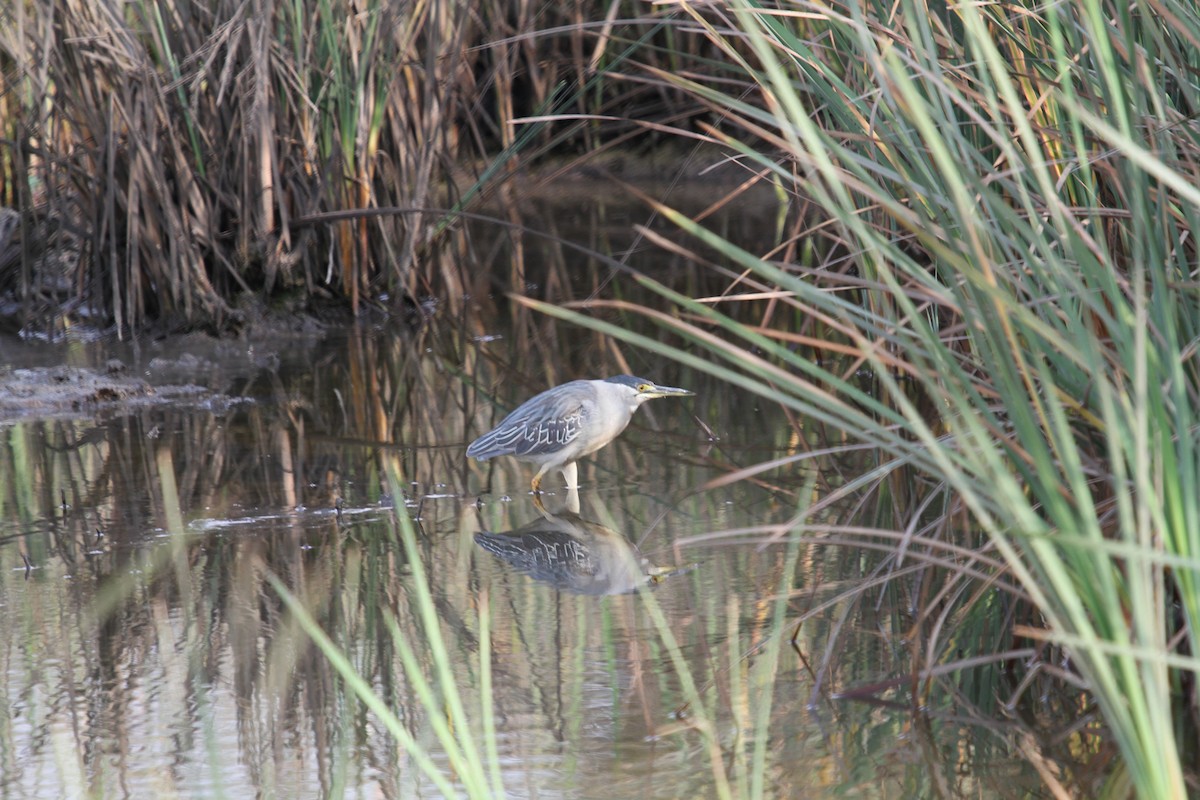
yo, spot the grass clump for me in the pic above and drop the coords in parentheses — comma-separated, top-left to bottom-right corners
(524, 1, 1200, 794)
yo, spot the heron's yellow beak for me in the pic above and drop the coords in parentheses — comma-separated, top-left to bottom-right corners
(639, 383, 693, 399)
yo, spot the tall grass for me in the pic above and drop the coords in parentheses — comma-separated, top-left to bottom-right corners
(0, 0, 479, 330)
(0, 1, 727, 333)
(522, 0, 1200, 794)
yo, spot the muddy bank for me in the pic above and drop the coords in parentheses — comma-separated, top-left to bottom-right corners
(0, 364, 219, 423)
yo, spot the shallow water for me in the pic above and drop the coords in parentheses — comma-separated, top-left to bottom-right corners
(0, 197, 1046, 798)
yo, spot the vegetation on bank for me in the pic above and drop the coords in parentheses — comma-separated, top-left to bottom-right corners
(5, 0, 1200, 796)
(0, 0, 709, 332)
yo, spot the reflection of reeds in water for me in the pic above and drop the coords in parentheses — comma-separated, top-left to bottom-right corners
(0, 368, 1056, 798)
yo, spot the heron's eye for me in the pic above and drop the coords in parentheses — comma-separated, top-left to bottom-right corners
(638, 383, 652, 392)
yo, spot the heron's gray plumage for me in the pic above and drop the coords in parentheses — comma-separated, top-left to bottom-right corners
(466, 381, 592, 459)
(466, 375, 692, 491)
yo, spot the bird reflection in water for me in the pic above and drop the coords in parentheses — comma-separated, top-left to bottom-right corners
(474, 495, 683, 595)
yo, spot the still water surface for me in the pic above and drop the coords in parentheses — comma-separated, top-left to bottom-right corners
(0, 197, 1041, 798)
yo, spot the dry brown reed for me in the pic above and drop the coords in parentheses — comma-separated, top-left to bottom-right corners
(0, 1, 727, 334)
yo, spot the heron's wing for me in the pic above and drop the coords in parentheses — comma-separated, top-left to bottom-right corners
(467, 383, 591, 459)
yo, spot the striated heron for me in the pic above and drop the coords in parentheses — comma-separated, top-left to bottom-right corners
(466, 375, 693, 492)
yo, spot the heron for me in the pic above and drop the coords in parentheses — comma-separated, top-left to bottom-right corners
(466, 375, 693, 492)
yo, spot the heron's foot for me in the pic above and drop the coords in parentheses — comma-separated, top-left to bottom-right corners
(646, 563, 697, 584)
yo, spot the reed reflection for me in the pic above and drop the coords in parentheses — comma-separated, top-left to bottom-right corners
(474, 491, 677, 595)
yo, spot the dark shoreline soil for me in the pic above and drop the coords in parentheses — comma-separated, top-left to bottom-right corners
(0, 364, 214, 423)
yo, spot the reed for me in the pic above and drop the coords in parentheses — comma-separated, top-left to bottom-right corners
(524, 0, 1200, 794)
(0, 1, 731, 333)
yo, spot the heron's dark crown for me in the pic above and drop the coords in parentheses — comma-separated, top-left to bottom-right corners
(603, 374, 651, 388)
